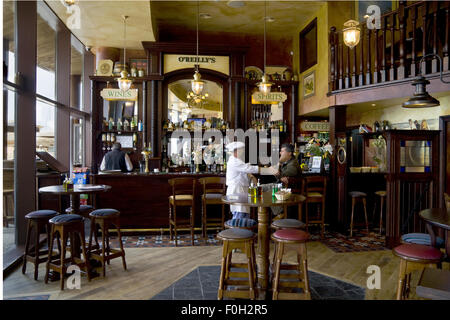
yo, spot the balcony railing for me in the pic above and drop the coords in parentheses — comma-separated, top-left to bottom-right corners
(329, 1, 449, 93)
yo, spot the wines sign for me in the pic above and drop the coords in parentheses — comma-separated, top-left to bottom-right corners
(100, 88, 138, 101)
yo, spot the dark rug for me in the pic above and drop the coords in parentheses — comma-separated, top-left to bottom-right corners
(150, 265, 365, 300)
(108, 229, 387, 253)
(5, 295, 51, 300)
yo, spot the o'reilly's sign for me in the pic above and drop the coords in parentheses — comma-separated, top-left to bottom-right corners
(100, 88, 138, 101)
(252, 92, 287, 104)
(177, 56, 217, 64)
(164, 54, 229, 75)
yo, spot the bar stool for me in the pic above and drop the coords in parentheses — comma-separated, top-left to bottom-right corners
(373, 191, 386, 235)
(45, 214, 91, 290)
(303, 176, 326, 238)
(168, 178, 196, 246)
(88, 208, 127, 277)
(349, 191, 369, 237)
(65, 204, 94, 216)
(393, 243, 442, 300)
(217, 228, 257, 300)
(271, 229, 311, 300)
(198, 177, 226, 239)
(22, 210, 59, 280)
(270, 219, 306, 266)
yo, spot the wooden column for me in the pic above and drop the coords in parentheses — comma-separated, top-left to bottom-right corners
(389, 14, 396, 81)
(290, 83, 298, 144)
(83, 51, 95, 167)
(359, 26, 365, 86)
(444, 2, 450, 71)
(397, 3, 406, 80)
(381, 16, 387, 82)
(142, 81, 147, 147)
(431, 2, 439, 73)
(234, 81, 241, 129)
(329, 105, 347, 232)
(15, 0, 37, 245)
(410, 5, 418, 77)
(150, 80, 158, 156)
(329, 27, 337, 91)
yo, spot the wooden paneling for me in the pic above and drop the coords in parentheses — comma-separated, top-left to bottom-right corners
(92, 173, 225, 229)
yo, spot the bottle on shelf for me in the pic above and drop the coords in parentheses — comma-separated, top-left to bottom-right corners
(108, 117, 114, 131)
(123, 119, 130, 131)
(133, 133, 138, 150)
(117, 118, 122, 132)
(130, 117, 136, 131)
(138, 120, 143, 132)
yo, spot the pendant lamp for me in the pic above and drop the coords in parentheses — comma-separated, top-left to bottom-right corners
(343, 19, 360, 49)
(257, 1, 273, 94)
(191, 1, 204, 95)
(116, 15, 132, 91)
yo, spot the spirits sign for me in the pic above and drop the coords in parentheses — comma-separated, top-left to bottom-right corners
(100, 88, 138, 101)
(251, 92, 287, 104)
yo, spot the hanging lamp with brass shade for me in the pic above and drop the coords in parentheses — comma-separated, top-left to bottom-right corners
(402, 53, 449, 108)
(116, 15, 132, 92)
(257, 0, 273, 94)
(191, 1, 204, 96)
(343, 19, 361, 49)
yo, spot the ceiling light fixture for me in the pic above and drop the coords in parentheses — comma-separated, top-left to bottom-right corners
(343, 19, 360, 49)
(191, 1, 204, 96)
(257, 0, 273, 94)
(199, 13, 212, 19)
(402, 54, 449, 108)
(116, 15, 132, 91)
(227, 0, 246, 8)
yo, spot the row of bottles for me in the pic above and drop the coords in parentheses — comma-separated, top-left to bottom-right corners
(103, 116, 142, 132)
(250, 119, 288, 132)
(163, 119, 230, 132)
(101, 132, 139, 151)
(252, 104, 272, 122)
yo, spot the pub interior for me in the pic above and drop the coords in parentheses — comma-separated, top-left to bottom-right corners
(2, 0, 450, 302)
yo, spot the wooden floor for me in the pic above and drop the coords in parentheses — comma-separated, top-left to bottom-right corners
(3, 240, 449, 300)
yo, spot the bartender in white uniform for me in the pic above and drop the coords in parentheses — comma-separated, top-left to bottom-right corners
(225, 141, 277, 227)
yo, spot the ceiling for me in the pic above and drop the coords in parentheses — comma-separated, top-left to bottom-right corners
(45, 0, 325, 52)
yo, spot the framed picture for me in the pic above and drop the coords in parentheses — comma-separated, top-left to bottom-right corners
(299, 18, 317, 73)
(129, 58, 148, 76)
(303, 71, 315, 98)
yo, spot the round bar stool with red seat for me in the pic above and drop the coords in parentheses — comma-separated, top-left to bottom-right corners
(392, 243, 442, 300)
(374, 191, 386, 235)
(217, 228, 257, 300)
(349, 191, 369, 237)
(45, 214, 91, 290)
(22, 210, 59, 280)
(271, 228, 311, 300)
(87, 208, 127, 278)
(270, 219, 306, 266)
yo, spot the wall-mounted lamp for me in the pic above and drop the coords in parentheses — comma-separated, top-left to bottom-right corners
(402, 54, 450, 108)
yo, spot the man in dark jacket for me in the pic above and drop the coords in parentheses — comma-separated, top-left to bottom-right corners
(100, 142, 133, 172)
(272, 143, 301, 216)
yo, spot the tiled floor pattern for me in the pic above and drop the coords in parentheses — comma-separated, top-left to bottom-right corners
(151, 265, 365, 300)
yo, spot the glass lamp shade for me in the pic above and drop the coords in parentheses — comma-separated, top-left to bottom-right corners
(402, 76, 440, 108)
(257, 74, 273, 94)
(117, 70, 132, 91)
(343, 20, 360, 49)
(191, 71, 204, 95)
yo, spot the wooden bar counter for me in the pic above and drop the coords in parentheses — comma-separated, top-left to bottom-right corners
(91, 172, 225, 231)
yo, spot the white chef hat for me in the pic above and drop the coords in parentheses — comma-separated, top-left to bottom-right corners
(226, 141, 245, 152)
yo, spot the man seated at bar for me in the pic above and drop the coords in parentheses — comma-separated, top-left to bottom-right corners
(271, 143, 301, 217)
(100, 142, 133, 172)
(225, 141, 277, 227)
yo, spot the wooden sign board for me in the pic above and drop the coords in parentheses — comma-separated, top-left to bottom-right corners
(300, 121, 330, 132)
(101, 88, 138, 101)
(251, 92, 287, 104)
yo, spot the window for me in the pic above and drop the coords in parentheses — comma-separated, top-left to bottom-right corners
(299, 18, 317, 73)
(71, 36, 84, 110)
(36, 99, 56, 156)
(71, 117, 84, 166)
(3, 0, 15, 83)
(36, 7, 57, 156)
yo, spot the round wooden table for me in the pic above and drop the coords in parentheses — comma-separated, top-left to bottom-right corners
(419, 208, 450, 259)
(222, 191, 306, 299)
(39, 184, 112, 217)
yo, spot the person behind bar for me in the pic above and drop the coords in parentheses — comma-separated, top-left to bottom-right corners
(100, 142, 133, 172)
(271, 143, 301, 217)
(225, 141, 277, 227)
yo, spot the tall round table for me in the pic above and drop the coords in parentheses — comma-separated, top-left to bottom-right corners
(39, 184, 112, 259)
(419, 208, 450, 259)
(222, 192, 306, 299)
(39, 184, 112, 217)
